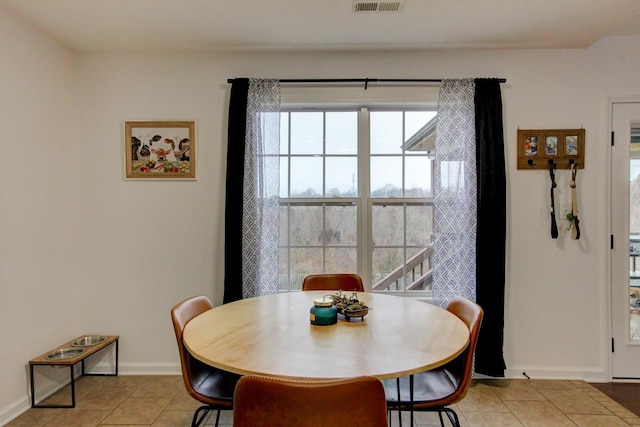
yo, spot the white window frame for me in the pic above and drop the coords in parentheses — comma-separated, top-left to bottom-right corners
(279, 102, 436, 298)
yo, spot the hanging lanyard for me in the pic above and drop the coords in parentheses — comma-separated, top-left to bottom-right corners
(549, 164, 558, 239)
(570, 163, 580, 239)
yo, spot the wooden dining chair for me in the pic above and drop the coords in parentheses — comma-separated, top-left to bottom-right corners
(302, 273, 365, 292)
(171, 296, 241, 427)
(233, 375, 388, 427)
(383, 297, 483, 427)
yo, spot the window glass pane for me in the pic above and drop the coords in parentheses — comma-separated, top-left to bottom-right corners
(290, 206, 322, 246)
(325, 248, 357, 272)
(280, 112, 289, 155)
(326, 111, 357, 155)
(371, 156, 402, 197)
(326, 157, 357, 197)
(406, 205, 432, 246)
(279, 205, 289, 245)
(291, 247, 323, 289)
(405, 247, 432, 291)
(405, 111, 435, 141)
(279, 247, 289, 291)
(279, 157, 289, 198)
(405, 156, 431, 197)
(372, 205, 404, 246)
(325, 205, 357, 246)
(371, 111, 402, 154)
(291, 112, 323, 154)
(291, 157, 322, 197)
(372, 248, 405, 289)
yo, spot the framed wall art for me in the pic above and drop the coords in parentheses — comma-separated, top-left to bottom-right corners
(517, 128, 584, 170)
(125, 121, 195, 179)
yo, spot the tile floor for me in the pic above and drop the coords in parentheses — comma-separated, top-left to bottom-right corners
(6, 375, 640, 426)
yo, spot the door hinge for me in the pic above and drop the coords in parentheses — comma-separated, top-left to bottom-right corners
(611, 131, 615, 146)
(612, 337, 615, 353)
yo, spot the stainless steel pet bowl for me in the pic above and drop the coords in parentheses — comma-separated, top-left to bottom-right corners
(45, 347, 85, 360)
(71, 335, 107, 347)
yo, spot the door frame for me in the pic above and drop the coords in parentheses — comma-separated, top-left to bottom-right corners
(608, 96, 640, 381)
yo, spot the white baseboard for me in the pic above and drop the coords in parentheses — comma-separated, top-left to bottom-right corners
(116, 362, 181, 375)
(503, 366, 607, 383)
(0, 395, 31, 427)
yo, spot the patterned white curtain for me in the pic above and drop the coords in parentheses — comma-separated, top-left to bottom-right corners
(241, 79, 281, 298)
(432, 79, 477, 307)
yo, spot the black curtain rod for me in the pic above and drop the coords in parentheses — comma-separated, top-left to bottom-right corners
(227, 77, 506, 89)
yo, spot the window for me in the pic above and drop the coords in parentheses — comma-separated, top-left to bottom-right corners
(278, 107, 436, 296)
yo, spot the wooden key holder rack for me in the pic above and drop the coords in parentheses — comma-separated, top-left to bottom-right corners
(517, 128, 585, 170)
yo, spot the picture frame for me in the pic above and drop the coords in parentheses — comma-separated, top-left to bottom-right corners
(124, 121, 195, 179)
(517, 128, 584, 170)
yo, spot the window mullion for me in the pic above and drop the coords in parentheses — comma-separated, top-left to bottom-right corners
(358, 107, 371, 288)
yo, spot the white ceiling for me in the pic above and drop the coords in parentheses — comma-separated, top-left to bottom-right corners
(2, 0, 640, 53)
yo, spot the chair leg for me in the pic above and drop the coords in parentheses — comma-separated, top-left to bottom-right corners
(443, 408, 460, 427)
(396, 378, 402, 427)
(409, 375, 414, 427)
(191, 406, 210, 427)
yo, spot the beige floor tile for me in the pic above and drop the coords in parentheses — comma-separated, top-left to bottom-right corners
(130, 380, 181, 399)
(528, 379, 578, 390)
(150, 410, 195, 426)
(458, 388, 511, 412)
(100, 397, 171, 425)
(205, 409, 234, 425)
(463, 411, 525, 426)
(412, 410, 447, 426)
(72, 376, 105, 398)
(477, 379, 547, 402)
(74, 386, 138, 411)
(566, 413, 631, 426)
(164, 392, 205, 411)
(537, 388, 612, 415)
(99, 375, 154, 389)
(504, 400, 577, 427)
(7, 377, 640, 426)
(5, 407, 64, 425)
(46, 409, 110, 425)
(388, 410, 445, 427)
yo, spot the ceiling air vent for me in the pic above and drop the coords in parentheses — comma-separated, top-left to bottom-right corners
(353, 1, 405, 13)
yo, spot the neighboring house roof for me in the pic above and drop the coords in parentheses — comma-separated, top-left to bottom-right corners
(404, 115, 436, 154)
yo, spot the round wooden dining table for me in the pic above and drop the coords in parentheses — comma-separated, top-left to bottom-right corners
(183, 291, 469, 380)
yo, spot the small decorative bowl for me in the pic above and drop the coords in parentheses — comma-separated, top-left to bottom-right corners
(342, 308, 369, 320)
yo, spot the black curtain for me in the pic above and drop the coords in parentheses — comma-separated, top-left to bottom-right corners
(223, 78, 249, 304)
(474, 78, 507, 377)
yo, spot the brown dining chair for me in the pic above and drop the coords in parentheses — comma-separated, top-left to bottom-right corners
(233, 375, 388, 427)
(383, 296, 483, 427)
(171, 296, 241, 427)
(302, 273, 365, 292)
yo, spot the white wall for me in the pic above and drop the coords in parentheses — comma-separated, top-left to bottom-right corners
(75, 46, 635, 380)
(4, 0, 640, 422)
(0, 4, 80, 423)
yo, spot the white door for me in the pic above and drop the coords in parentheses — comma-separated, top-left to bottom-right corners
(611, 101, 640, 379)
